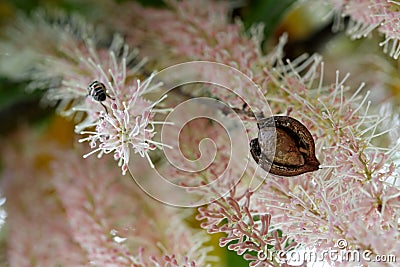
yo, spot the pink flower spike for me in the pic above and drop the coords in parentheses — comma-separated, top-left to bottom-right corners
(79, 74, 171, 174)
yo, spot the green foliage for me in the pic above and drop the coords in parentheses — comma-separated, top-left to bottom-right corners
(3, 0, 40, 12)
(0, 78, 35, 107)
(240, 0, 296, 39)
(122, 0, 165, 7)
(0, 77, 52, 135)
(226, 248, 251, 266)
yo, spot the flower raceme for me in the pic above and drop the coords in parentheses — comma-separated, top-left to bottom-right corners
(0, 11, 171, 174)
(326, 0, 400, 59)
(54, 41, 171, 175)
(0, 125, 212, 266)
(48, 37, 171, 175)
(0, 1, 400, 266)
(113, 0, 400, 264)
(78, 74, 170, 175)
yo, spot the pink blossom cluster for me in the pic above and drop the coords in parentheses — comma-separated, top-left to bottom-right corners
(197, 187, 299, 266)
(0, 0, 399, 266)
(107, 0, 400, 264)
(326, 0, 400, 59)
(1, 129, 212, 266)
(115, 0, 286, 108)
(1, 130, 89, 266)
(0, 11, 169, 175)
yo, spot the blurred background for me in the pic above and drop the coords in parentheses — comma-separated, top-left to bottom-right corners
(0, 0, 399, 266)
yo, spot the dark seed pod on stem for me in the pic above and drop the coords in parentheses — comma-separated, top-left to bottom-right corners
(250, 116, 320, 176)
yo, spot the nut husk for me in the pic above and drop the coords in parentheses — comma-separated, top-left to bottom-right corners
(250, 116, 320, 176)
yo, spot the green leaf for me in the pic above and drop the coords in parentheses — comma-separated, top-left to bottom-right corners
(126, 0, 165, 7)
(241, 0, 296, 39)
(3, 0, 40, 12)
(0, 78, 43, 107)
(226, 248, 250, 266)
(0, 77, 53, 135)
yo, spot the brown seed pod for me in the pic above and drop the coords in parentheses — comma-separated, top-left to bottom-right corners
(250, 116, 320, 176)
